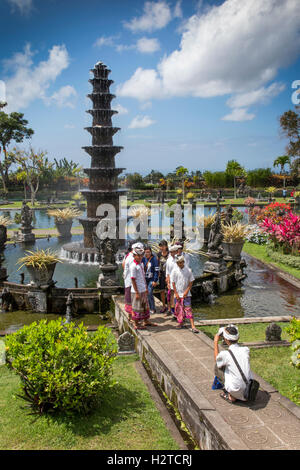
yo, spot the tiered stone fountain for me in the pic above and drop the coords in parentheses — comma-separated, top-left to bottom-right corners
(62, 61, 126, 263)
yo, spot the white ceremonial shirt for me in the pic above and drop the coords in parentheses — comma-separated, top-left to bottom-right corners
(123, 252, 134, 288)
(165, 255, 177, 278)
(170, 265, 195, 298)
(216, 343, 253, 401)
(130, 260, 147, 294)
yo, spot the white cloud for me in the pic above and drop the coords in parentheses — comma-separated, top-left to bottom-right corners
(48, 85, 77, 108)
(116, 43, 136, 53)
(227, 83, 286, 108)
(118, 0, 300, 118)
(174, 0, 182, 18)
(222, 108, 255, 122)
(7, 0, 33, 14)
(114, 103, 129, 115)
(94, 35, 119, 48)
(3, 44, 72, 111)
(136, 37, 160, 53)
(118, 67, 163, 101)
(128, 115, 156, 129)
(124, 1, 173, 32)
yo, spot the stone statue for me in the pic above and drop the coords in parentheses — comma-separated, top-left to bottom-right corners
(1, 287, 13, 312)
(18, 201, 35, 243)
(207, 212, 223, 256)
(202, 280, 217, 304)
(118, 331, 135, 354)
(265, 323, 282, 342)
(223, 205, 234, 226)
(21, 201, 33, 229)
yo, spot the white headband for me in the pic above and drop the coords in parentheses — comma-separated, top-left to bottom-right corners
(218, 324, 239, 341)
(133, 248, 144, 255)
(169, 245, 180, 252)
(132, 242, 144, 250)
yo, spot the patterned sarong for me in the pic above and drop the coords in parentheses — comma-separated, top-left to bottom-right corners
(131, 291, 150, 322)
(124, 286, 132, 315)
(174, 297, 193, 324)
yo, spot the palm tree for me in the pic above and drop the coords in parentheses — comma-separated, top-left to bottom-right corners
(176, 166, 188, 199)
(273, 155, 291, 187)
(225, 160, 246, 199)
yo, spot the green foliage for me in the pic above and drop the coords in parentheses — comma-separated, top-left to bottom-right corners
(266, 247, 300, 269)
(203, 170, 228, 188)
(246, 168, 273, 187)
(285, 317, 300, 370)
(5, 319, 117, 414)
(285, 317, 300, 342)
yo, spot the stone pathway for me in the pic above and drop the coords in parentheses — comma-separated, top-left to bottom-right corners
(116, 296, 300, 450)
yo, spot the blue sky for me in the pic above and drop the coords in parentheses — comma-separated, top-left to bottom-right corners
(0, 0, 300, 175)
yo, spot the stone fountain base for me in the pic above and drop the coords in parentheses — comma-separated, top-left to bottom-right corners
(61, 241, 100, 264)
(61, 241, 125, 265)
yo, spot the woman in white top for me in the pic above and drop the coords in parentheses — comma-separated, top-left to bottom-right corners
(214, 325, 253, 403)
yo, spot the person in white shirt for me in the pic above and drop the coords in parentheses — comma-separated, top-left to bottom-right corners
(122, 242, 144, 319)
(130, 247, 157, 330)
(176, 242, 190, 268)
(214, 325, 253, 403)
(171, 255, 198, 334)
(166, 244, 180, 316)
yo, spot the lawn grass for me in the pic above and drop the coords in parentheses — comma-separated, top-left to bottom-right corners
(243, 242, 300, 280)
(198, 322, 290, 343)
(0, 355, 180, 450)
(250, 347, 300, 406)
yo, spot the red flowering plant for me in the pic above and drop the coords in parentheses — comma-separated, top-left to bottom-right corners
(256, 202, 291, 224)
(261, 211, 300, 255)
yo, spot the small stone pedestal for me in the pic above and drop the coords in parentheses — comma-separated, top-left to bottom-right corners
(26, 289, 48, 313)
(18, 228, 36, 243)
(97, 264, 120, 316)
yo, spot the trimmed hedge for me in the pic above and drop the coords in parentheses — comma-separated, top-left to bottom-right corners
(266, 246, 300, 269)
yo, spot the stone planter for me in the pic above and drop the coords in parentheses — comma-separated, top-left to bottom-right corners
(26, 262, 57, 287)
(222, 241, 245, 260)
(0, 225, 7, 250)
(55, 219, 73, 238)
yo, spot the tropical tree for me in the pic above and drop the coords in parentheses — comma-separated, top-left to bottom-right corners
(14, 148, 52, 205)
(225, 160, 246, 198)
(273, 155, 291, 187)
(279, 108, 300, 158)
(176, 166, 188, 199)
(0, 103, 34, 192)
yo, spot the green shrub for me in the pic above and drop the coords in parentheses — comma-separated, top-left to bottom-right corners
(285, 317, 300, 370)
(5, 319, 117, 414)
(266, 247, 300, 269)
